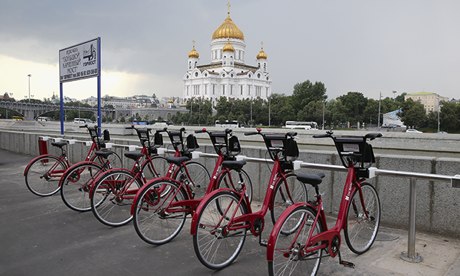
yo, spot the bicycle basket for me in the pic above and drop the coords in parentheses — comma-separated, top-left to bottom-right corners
(228, 135, 241, 157)
(210, 132, 228, 156)
(153, 132, 163, 147)
(334, 137, 376, 169)
(186, 134, 199, 150)
(283, 138, 299, 161)
(103, 129, 110, 142)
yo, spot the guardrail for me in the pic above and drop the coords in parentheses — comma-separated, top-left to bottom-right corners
(39, 135, 460, 264)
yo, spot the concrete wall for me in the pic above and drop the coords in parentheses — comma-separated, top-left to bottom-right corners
(1, 129, 460, 238)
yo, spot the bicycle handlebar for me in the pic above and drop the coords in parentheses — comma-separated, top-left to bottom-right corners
(365, 133, 383, 140)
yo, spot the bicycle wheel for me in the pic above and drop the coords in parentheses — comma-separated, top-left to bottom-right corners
(216, 169, 253, 203)
(268, 205, 322, 276)
(133, 179, 189, 245)
(91, 170, 142, 227)
(344, 182, 381, 254)
(25, 155, 67, 196)
(141, 156, 169, 180)
(91, 151, 123, 169)
(177, 161, 210, 199)
(193, 190, 248, 270)
(270, 173, 308, 225)
(60, 162, 102, 212)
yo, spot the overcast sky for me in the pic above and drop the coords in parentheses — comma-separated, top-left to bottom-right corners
(1, 0, 459, 102)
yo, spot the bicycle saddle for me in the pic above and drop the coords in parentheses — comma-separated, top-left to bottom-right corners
(296, 172, 325, 186)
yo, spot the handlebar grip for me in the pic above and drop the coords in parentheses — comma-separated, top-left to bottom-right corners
(286, 132, 297, 137)
(79, 125, 87, 128)
(244, 132, 259, 136)
(313, 134, 331, 138)
(195, 128, 207, 133)
(365, 133, 383, 140)
(225, 128, 232, 134)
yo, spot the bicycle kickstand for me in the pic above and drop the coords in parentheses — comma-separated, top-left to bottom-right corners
(338, 250, 355, 269)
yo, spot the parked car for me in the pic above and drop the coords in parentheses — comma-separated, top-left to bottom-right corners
(406, 129, 423, 133)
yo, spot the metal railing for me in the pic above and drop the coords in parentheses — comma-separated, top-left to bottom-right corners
(40, 136, 460, 263)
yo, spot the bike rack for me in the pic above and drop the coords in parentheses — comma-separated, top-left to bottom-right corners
(38, 135, 460, 263)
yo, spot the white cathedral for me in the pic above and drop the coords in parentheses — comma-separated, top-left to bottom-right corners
(183, 7, 271, 105)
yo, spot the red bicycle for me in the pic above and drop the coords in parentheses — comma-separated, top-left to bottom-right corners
(90, 127, 210, 227)
(190, 128, 309, 270)
(59, 126, 165, 212)
(267, 131, 382, 275)
(131, 128, 254, 245)
(23, 125, 119, 196)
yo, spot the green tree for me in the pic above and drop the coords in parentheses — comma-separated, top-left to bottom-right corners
(439, 101, 460, 133)
(290, 81, 327, 118)
(336, 92, 368, 125)
(399, 99, 427, 128)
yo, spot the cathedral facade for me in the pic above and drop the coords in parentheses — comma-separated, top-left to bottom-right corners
(183, 8, 271, 105)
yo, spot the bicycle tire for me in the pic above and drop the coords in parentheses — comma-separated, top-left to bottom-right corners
(133, 179, 189, 245)
(90, 170, 142, 227)
(60, 162, 103, 212)
(176, 161, 210, 199)
(25, 155, 67, 196)
(192, 190, 248, 270)
(344, 182, 381, 254)
(270, 173, 308, 225)
(216, 169, 253, 203)
(268, 205, 323, 276)
(141, 155, 169, 180)
(90, 151, 123, 170)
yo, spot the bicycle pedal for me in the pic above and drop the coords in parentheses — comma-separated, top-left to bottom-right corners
(339, 260, 355, 268)
(259, 239, 268, 247)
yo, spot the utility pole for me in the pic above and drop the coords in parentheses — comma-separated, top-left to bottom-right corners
(377, 92, 382, 128)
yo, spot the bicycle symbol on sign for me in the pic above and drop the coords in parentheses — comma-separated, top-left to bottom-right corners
(83, 44, 96, 61)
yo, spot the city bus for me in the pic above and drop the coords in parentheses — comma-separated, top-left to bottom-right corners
(285, 121, 318, 130)
(215, 120, 241, 128)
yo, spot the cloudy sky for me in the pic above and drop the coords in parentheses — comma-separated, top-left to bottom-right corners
(1, 0, 459, 102)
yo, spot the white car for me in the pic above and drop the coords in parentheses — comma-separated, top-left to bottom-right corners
(406, 129, 423, 133)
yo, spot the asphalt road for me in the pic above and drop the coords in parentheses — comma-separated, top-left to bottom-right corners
(2, 149, 459, 276)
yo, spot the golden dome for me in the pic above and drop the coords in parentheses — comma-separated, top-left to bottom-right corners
(223, 41, 235, 52)
(188, 45, 199, 58)
(212, 15, 244, 41)
(256, 48, 267, 59)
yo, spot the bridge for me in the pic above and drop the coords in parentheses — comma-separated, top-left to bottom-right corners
(0, 100, 187, 121)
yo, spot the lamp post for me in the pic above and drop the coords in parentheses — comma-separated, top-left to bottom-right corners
(437, 100, 442, 133)
(27, 74, 31, 103)
(250, 97, 253, 127)
(322, 101, 325, 130)
(377, 92, 382, 128)
(268, 94, 271, 127)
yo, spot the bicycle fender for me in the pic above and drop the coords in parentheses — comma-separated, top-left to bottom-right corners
(130, 177, 182, 215)
(24, 154, 62, 176)
(266, 202, 308, 261)
(59, 161, 102, 188)
(190, 188, 239, 236)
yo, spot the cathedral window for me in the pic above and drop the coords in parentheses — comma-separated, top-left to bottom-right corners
(257, 73, 261, 78)
(195, 72, 198, 77)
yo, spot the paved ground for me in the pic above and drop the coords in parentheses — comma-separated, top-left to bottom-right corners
(1, 148, 459, 276)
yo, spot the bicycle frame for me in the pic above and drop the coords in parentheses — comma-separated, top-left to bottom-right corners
(190, 157, 289, 236)
(23, 153, 70, 177)
(131, 150, 234, 215)
(267, 162, 370, 261)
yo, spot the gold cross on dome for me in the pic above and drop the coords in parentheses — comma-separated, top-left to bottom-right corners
(227, 1, 231, 15)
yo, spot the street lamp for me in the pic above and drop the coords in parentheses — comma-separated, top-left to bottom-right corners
(437, 100, 443, 133)
(322, 101, 325, 130)
(27, 74, 31, 103)
(250, 97, 253, 127)
(377, 92, 382, 128)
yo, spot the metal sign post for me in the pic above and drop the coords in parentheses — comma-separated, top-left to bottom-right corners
(59, 37, 101, 135)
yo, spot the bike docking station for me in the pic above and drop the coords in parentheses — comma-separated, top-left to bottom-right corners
(36, 133, 460, 266)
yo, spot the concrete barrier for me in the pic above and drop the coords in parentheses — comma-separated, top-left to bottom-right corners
(1, 129, 460, 238)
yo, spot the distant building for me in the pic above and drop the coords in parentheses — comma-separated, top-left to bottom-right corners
(183, 4, 271, 105)
(404, 92, 449, 113)
(382, 109, 405, 128)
